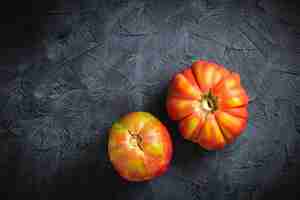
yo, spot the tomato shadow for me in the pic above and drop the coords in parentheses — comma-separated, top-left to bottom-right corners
(2, 121, 153, 200)
(43, 126, 153, 200)
(0, 127, 20, 199)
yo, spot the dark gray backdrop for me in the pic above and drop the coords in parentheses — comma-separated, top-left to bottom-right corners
(0, 0, 300, 199)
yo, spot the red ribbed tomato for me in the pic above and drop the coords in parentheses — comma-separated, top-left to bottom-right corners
(166, 60, 249, 150)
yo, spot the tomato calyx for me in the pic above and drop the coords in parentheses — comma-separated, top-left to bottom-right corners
(128, 130, 144, 151)
(200, 91, 218, 113)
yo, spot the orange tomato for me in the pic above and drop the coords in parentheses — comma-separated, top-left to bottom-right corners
(166, 60, 249, 150)
(108, 112, 173, 181)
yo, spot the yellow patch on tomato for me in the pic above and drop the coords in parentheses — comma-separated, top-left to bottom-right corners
(109, 123, 129, 148)
(203, 65, 215, 85)
(187, 117, 199, 132)
(111, 122, 128, 133)
(226, 97, 243, 107)
(137, 112, 155, 122)
(145, 142, 164, 157)
(127, 159, 145, 174)
(224, 78, 238, 89)
(120, 112, 154, 133)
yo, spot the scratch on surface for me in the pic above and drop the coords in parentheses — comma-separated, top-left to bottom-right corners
(30, 118, 50, 137)
(283, 143, 295, 169)
(85, 52, 112, 71)
(238, 28, 266, 59)
(119, 32, 154, 37)
(53, 89, 85, 107)
(57, 128, 75, 153)
(117, 17, 157, 37)
(108, 67, 136, 90)
(284, 144, 289, 161)
(165, 6, 186, 23)
(193, 9, 224, 25)
(244, 19, 275, 45)
(85, 52, 99, 62)
(0, 126, 17, 138)
(192, 32, 256, 59)
(271, 69, 300, 76)
(191, 32, 228, 47)
(79, 21, 99, 44)
(223, 45, 256, 59)
(31, 146, 55, 153)
(47, 8, 97, 15)
(172, 172, 209, 189)
(45, 42, 104, 76)
(105, 1, 145, 34)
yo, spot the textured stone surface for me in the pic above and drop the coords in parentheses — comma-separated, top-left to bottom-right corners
(0, 0, 300, 199)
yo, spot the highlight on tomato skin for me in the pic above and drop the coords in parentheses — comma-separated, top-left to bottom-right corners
(108, 112, 173, 182)
(166, 59, 249, 150)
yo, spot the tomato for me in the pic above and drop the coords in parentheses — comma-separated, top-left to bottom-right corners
(108, 112, 173, 181)
(166, 60, 249, 150)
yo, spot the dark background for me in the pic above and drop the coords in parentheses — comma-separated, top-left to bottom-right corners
(0, 0, 300, 199)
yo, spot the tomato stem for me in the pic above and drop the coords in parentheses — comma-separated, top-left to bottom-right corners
(200, 91, 218, 112)
(129, 131, 144, 151)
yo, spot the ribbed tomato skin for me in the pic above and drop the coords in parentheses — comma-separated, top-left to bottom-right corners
(166, 60, 249, 150)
